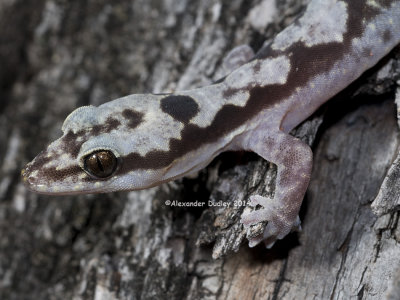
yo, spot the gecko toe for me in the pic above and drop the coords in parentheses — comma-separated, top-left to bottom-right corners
(240, 208, 271, 226)
(248, 195, 271, 207)
(248, 234, 265, 248)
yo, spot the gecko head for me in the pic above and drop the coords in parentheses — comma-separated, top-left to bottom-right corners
(22, 94, 190, 195)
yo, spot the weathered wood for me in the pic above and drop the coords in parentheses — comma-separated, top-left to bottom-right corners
(0, 0, 399, 299)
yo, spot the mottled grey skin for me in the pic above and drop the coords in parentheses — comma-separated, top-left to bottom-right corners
(22, 0, 400, 247)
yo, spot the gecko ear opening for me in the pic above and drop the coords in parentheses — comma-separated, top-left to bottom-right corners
(83, 150, 118, 178)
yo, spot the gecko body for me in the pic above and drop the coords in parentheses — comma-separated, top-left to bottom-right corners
(22, 0, 400, 247)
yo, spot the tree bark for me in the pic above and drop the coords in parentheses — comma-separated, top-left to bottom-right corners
(0, 0, 399, 299)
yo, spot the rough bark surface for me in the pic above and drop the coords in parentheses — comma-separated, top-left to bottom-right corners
(0, 0, 400, 299)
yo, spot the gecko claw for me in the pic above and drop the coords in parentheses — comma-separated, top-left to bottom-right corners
(265, 240, 276, 249)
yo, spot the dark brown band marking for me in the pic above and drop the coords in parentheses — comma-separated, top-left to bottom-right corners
(160, 95, 199, 124)
(119, 83, 291, 173)
(383, 29, 393, 43)
(62, 130, 86, 158)
(122, 109, 144, 129)
(40, 165, 82, 183)
(92, 117, 121, 136)
(377, 0, 394, 8)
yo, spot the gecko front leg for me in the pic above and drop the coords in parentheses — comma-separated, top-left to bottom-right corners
(241, 130, 313, 248)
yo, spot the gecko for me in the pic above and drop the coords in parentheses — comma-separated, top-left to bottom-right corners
(22, 0, 400, 248)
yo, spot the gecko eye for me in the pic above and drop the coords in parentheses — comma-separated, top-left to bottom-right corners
(83, 150, 117, 178)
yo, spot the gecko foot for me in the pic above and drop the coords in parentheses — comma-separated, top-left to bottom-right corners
(240, 195, 301, 248)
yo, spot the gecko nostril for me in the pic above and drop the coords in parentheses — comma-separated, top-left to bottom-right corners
(83, 150, 117, 179)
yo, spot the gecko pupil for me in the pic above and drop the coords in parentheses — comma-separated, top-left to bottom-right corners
(84, 150, 117, 178)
